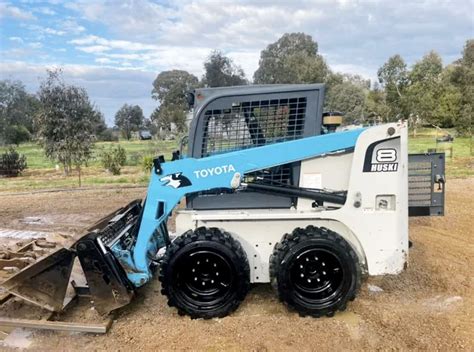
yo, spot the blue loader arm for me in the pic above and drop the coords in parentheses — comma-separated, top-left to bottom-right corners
(111, 128, 366, 286)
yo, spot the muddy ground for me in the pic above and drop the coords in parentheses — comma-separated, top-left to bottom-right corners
(0, 179, 472, 351)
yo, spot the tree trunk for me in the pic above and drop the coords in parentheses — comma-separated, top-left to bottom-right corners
(77, 166, 82, 187)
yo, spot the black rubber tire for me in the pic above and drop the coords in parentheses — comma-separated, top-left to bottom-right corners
(270, 226, 361, 317)
(159, 227, 250, 319)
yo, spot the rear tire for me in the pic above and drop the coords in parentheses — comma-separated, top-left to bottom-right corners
(159, 227, 250, 319)
(270, 226, 361, 317)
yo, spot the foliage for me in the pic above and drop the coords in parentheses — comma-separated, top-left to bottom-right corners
(141, 155, 154, 173)
(114, 104, 144, 140)
(0, 147, 27, 177)
(449, 39, 474, 135)
(370, 40, 473, 133)
(254, 33, 330, 84)
(100, 145, 127, 175)
(142, 118, 158, 136)
(325, 76, 368, 124)
(35, 69, 96, 175)
(365, 83, 390, 123)
(91, 109, 109, 140)
(202, 50, 248, 87)
(0, 80, 39, 145)
(405, 52, 443, 126)
(97, 128, 119, 142)
(4, 125, 31, 145)
(151, 70, 198, 133)
(377, 54, 409, 120)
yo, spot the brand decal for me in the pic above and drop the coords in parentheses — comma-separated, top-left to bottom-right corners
(370, 148, 398, 172)
(363, 137, 400, 173)
(193, 164, 236, 179)
(160, 172, 192, 188)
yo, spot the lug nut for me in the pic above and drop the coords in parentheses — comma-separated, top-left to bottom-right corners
(300, 273, 304, 277)
(307, 279, 311, 283)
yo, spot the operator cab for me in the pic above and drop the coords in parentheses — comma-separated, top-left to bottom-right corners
(185, 84, 326, 210)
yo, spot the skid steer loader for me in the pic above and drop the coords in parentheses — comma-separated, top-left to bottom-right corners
(2, 84, 445, 319)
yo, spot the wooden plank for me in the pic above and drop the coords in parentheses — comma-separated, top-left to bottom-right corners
(0, 293, 12, 305)
(0, 317, 112, 334)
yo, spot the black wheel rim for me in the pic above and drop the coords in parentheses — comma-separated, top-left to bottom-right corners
(173, 248, 235, 310)
(289, 248, 344, 307)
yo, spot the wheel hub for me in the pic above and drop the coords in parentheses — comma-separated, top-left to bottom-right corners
(290, 248, 344, 302)
(176, 249, 234, 305)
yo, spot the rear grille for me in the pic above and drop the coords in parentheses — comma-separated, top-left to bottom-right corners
(201, 97, 307, 185)
(408, 161, 432, 206)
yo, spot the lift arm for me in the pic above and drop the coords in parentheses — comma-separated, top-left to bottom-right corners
(113, 128, 366, 286)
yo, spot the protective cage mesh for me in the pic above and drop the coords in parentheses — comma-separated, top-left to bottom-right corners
(201, 97, 307, 185)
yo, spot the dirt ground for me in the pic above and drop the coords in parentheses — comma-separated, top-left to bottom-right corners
(0, 179, 472, 351)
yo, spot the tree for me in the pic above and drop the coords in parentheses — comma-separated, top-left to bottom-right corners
(377, 54, 409, 119)
(405, 51, 444, 126)
(36, 69, 96, 176)
(0, 80, 39, 144)
(449, 39, 474, 135)
(365, 83, 391, 123)
(151, 70, 198, 133)
(4, 125, 31, 145)
(253, 33, 330, 84)
(114, 104, 144, 140)
(142, 117, 158, 136)
(325, 80, 367, 124)
(91, 109, 108, 139)
(202, 50, 247, 87)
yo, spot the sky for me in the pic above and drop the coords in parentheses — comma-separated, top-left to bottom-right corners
(0, 0, 473, 125)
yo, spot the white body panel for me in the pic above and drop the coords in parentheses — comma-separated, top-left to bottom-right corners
(176, 123, 409, 283)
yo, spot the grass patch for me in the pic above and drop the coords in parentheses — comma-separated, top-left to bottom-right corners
(0, 139, 178, 169)
(408, 128, 473, 178)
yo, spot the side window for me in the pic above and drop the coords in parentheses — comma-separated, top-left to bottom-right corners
(201, 97, 307, 157)
(199, 96, 307, 187)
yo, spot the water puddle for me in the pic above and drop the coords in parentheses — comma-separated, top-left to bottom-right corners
(1, 328, 33, 349)
(0, 228, 50, 239)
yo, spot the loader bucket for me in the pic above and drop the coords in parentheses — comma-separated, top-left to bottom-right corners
(1, 200, 143, 315)
(1, 247, 75, 312)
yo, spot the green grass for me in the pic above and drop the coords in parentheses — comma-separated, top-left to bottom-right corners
(0, 129, 472, 192)
(1, 139, 177, 169)
(408, 128, 473, 178)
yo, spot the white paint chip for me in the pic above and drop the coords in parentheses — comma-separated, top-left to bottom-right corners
(368, 284, 384, 293)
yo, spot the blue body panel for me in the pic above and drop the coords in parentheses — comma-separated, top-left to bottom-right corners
(110, 128, 366, 286)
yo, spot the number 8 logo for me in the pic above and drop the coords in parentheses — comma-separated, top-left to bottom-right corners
(376, 149, 397, 162)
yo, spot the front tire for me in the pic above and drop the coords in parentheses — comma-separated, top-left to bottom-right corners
(159, 227, 250, 319)
(270, 226, 361, 317)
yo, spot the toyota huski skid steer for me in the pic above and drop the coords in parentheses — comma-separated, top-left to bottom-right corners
(2, 84, 445, 319)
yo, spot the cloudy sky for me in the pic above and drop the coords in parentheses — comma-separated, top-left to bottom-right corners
(1, 0, 472, 124)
